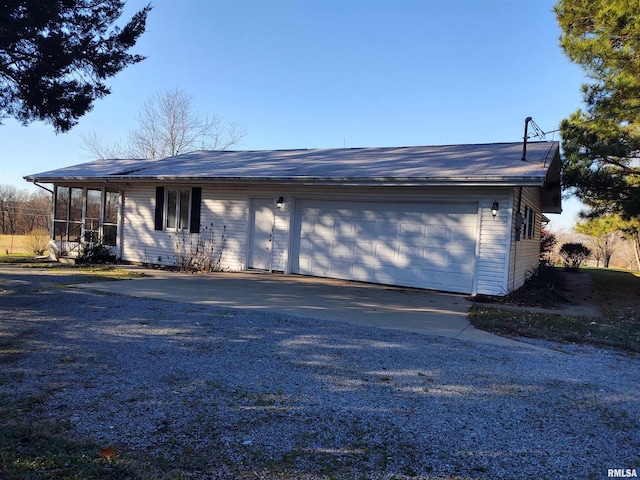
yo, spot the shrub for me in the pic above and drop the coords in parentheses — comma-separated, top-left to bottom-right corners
(559, 242, 591, 271)
(540, 228, 557, 261)
(25, 228, 50, 255)
(174, 224, 227, 272)
(77, 242, 114, 264)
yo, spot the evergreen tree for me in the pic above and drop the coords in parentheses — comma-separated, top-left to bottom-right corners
(0, 0, 151, 132)
(556, 0, 640, 218)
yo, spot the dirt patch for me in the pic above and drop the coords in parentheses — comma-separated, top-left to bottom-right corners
(474, 268, 602, 318)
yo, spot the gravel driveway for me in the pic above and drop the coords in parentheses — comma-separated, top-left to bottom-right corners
(1, 267, 638, 479)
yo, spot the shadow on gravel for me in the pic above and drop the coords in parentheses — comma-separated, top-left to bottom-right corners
(1, 268, 639, 479)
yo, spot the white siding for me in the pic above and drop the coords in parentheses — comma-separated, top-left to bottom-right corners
(121, 185, 174, 265)
(200, 189, 247, 271)
(121, 185, 249, 270)
(475, 196, 511, 296)
(508, 186, 542, 292)
(117, 183, 540, 296)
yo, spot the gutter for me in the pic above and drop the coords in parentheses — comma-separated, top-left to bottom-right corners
(24, 176, 550, 188)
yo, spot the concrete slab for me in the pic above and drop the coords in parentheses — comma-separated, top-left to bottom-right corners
(76, 269, 542, 349)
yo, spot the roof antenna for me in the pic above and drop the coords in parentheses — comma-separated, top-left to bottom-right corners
(522, 116, 532, 161)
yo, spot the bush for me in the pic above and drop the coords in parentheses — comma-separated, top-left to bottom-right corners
(77, 242, 114, 264)
(559, 242, 591, 271)
(25, 228, 50, 255)
(174, 224, 226, 272)
(540, 228, 557, 261)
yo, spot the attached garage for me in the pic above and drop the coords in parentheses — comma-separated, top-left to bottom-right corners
(292, 199, 478, 293)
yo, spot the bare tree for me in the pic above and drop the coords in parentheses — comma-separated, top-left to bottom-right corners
(81, 88, 247, 160)
(80, 131, 126, 160)
(23, 190, 52, 232)
(0, 185, 27, 234)
(610, 239, 639, 270)
(576, 216, 624, 268)
(0, 185, 48, 235)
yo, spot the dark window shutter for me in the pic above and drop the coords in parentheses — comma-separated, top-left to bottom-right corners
(154, 187, 164, 231)
(190, 187, 202, 233)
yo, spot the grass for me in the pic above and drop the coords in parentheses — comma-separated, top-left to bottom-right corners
(0, 234, 48, 257)
(469, 267, 640, 353)
(21, 264, 147, 282)
(37, 264, 149, 282)
(0, 396, 150, 479)
(0, 234, 29, 255)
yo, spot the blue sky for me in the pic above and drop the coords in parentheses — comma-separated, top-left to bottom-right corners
(1, 0, 586, 230)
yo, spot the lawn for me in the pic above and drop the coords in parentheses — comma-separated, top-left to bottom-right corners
(469, 267, 640, 353)
(0, 234, 30, 255)
(0, 233, 48, 257)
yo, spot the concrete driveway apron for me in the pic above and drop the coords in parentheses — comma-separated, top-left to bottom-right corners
(77, 269, 532, 348)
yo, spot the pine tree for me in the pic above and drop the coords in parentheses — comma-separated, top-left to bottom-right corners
(556, 0, 640, 218)
(0, 0, 151, 132)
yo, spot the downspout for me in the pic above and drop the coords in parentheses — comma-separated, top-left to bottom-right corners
(32, 180, 54, 240)
(33, 181, 54, 194)
(511, 187, 523, 292)
(33, 182, 58, 260)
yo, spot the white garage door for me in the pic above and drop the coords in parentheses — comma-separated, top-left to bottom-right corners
(292, 200, 478, 293)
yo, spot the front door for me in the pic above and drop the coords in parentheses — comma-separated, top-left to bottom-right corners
(249, 198, 274, 270)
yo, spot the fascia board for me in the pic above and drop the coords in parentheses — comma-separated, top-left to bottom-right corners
(27, 175, 548, 187)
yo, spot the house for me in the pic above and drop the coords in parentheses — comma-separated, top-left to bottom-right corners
(25, 141, 561, 296)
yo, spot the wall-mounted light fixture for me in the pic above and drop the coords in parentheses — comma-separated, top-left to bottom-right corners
(491, 201, 499, 217)
(276, 196, 284, 210)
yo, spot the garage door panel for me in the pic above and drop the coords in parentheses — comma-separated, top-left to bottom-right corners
(300, 224, 314, 234)
(330, 261, 353, 277)
(397, 245, 429, 263)
(422, 248, 448, 266)
(301, 237, 331, 251)
(334, 220, 356, 235)
(376, 222, 398, 236)
(449, 248, 476, 266)
(310, 258, 331, 275)
(294, 200, 478, 293)
(354, 242, 374, 257)
(392, 267, 423, 284)
(374, 243, 397, 261)
(374, 267, 400, 284)
(446, 272, 474, 290)
(424, 227, 451, 240)
(355, 221, 378, 236)
(421, 269, 446, 287)
(399, 223, 424, 238)
(332, 241, 354, 256)
(352, 264, 375, 281)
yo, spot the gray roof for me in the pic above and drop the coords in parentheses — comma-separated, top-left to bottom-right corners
(26, 141, 560, 187)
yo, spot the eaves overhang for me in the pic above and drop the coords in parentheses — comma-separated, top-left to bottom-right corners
(25, 175, 549, 188)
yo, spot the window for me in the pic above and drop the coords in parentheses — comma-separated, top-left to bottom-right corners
(54, 187, 83, 242)
(103, 190, 119, 246)
(53, 186, 119, 246)
(165, 188, 191, 231)
(155, 186, 201, 233)
(85, 189, 101, 242)
(523, 206, 536, 240)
